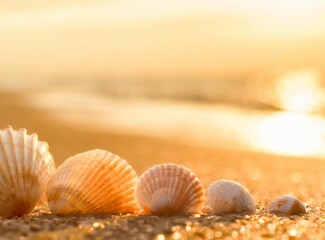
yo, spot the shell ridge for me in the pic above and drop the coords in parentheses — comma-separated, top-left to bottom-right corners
(48, 168, 69, 205)
(2, 129, 17, 190)
(175, 167, 202, 213)
(0, 131, 16, 195)
(33, 144, 49, 204)
(100, 172, 138, 212)
(102, 188, 135, 211)
(56, 187, 93, 214)
(48, 149, 138, 215)
(81, 163, 116, 213)
(148, 168, 158, 194)
(28, 135, 42, 209)
(154, 165, 179, 213)
(104, 170, 136, 196)
(21, 133, 35, 211)
(103, 189, 138, 213)
(0, 136, 12, 191)
(172, 166, 186, 212)
(229, 184, 243, 213)
(136, 167, 158, 213)
(207, 179, 255, 215)
(85, 156, 136, 211)
(52, 162, 81, 191)
(95, 156, 138, 213)
(136, 163, 206, 215)
(179, 174, 198, 206)
(183, 179, 205, 212)
(169, 165, 180, 211)
(0, 127, 54, 217)
(159, 165, 171, 211)
(147, 169, 158, 202)
(237, 186, 254, 213)
(110, 162, 135, 185)
(72, 152, 107, 197)
(10, 129, 23, 201)
(30, 154, 47, 209)
(163, 164, 183, 212)
(166, 174, 175, 211)
(21, 130, 28, 204)
(268, 195, 305, 215)
(106, 152, 120, 169)
(136, 174, 152, 211)
(70, 158, 107, 213)
(47, 168, 69, 212)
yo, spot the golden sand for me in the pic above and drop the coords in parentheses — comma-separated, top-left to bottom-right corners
(1, 92, 325, 239)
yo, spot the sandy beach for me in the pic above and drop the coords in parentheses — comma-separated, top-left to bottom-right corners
(1, 91, 325, 239)
(1, 1, 325, 239)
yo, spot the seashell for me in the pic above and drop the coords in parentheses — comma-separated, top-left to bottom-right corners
(135, 163, 206, 215)
(268, 195, 306, 215)
(47, 149, 139, 215)
(207, 179, 256, 215)
(0, 126, 55, 217)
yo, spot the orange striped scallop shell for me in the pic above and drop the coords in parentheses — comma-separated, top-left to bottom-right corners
(47, 149, 139, 215)
(0, 126, 55, 217)
(136, 163, 206, 215)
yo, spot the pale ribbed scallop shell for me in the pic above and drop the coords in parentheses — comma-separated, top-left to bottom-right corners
(268, 195, 306, 215)
(207, 179, 256, 215)
(135, 163, 206, 215)
(0, 126, 55, 217)
(47, 149, 139, 215)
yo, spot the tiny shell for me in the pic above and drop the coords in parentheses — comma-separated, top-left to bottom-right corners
(47, 149, 139, 215)
(136, 163, 206, 215)
(207, 179, 256, 215)
(0, 126, 55, 217)
(268, 195, 306, 215)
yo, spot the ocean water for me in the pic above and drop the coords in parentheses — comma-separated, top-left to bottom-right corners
(4, 67, 324, 110)
(1, 1, 325, 159)
(4, 73, 325, 158)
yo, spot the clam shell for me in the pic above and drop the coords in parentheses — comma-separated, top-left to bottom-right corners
(207, 179, 256, 215)
(0, 126, 55, 217)
(135, 163, 206, 215)
(268, 195, 306, 215)
(47, 149, 139, 215)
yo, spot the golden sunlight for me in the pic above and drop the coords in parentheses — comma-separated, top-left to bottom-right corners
(1, 1, 325, 79)
(251, 112, 325, 156)
(276, 70, 323, 113)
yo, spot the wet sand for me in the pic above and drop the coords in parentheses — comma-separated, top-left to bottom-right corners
(1, 91, 325, 239)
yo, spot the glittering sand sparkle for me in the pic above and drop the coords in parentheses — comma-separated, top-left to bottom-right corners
(1, 92, 325, 239)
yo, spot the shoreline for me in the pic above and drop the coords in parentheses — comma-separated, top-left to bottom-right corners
(24, 89, 325, 158)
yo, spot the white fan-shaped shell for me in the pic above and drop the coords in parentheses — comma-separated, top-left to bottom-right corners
(47, 149, 139, 215)
(268, 195, 306, 215)
(0, 126, 55, 217)
(136, 163, 206, 215)
(207, 179, 256, 215)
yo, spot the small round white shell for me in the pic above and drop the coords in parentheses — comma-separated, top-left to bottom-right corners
(268, 195, 306, 215)
(47, 149, 139, 215)
(0, 126, 55, 217)
(136, 163, 206, 215)
(207, 179, 256, 215)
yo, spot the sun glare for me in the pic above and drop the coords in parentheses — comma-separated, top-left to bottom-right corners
(276, 70, 323, 113)
(252, 112, 325, 156)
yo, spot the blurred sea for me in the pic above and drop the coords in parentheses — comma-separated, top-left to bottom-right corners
(2, 74, 325, 158)
(3, 69, 324, 111)
(1, 0, 325, 157)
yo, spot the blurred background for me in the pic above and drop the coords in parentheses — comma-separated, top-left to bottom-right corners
(1, 0, 325, 159)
